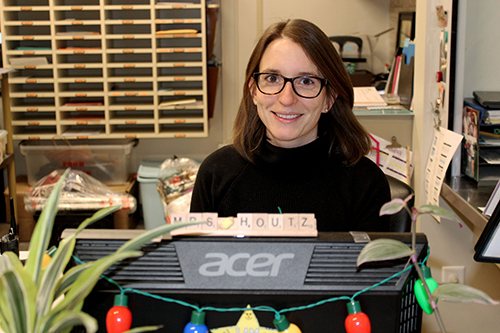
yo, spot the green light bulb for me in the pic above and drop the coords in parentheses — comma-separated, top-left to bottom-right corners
(414, 266, 439, 314)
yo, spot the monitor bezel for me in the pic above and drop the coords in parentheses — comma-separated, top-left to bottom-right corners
(474, 197, 500, 263)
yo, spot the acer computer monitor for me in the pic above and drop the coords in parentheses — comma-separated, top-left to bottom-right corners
(70, 231, 427, 333)
(475, 198, 500, 263)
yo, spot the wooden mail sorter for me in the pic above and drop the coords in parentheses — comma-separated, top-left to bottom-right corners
(0, 0, 209, 140)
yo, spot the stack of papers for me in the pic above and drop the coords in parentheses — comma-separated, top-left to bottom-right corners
(353, 87, 387, 107)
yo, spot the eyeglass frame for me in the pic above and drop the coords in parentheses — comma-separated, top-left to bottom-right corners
(252, 72, 328, 99)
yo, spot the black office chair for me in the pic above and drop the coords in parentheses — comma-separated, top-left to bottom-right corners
(386, 175, 414, 232)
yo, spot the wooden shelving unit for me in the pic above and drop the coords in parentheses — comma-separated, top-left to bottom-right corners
(0, 0, 208, 140)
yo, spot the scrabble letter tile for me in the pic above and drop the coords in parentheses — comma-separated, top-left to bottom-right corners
(283, 214, 299, 230)
(202, 212, 218, 230)
(253, 213, 269, 230)
(269, 214, 284, 230)
(299, 213, 317, 230)
(237, 213, 253, 231)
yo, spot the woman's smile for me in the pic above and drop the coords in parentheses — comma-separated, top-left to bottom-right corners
(272, 111, 302, 120)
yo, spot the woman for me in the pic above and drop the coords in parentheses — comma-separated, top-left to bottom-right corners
(190, 19, 390, 232)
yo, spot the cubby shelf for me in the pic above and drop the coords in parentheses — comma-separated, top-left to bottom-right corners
(1, 0, 209, 140)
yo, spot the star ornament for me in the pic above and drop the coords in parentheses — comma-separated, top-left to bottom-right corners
(210, 305, 277, 333)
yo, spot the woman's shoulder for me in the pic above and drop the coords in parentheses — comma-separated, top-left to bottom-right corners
(202, 144, 243, 163)
(199, 144, 248, 173)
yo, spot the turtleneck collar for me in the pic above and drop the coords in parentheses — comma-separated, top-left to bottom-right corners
(253, 136, 334, 174)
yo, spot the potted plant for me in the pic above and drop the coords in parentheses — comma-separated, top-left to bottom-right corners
(357, 194, 499, 333)
(0, 169, 201, 333)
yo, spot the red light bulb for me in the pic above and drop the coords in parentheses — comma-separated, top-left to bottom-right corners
(345, 300, 371, 333)
(106, 294, 132, 333)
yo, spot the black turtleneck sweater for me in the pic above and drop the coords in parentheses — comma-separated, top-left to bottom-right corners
(190, 137, 391, 232)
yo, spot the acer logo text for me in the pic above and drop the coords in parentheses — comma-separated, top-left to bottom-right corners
(198, 252, 295, 277)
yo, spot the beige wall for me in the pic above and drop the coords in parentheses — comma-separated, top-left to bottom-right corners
(414, 0, 500, 332)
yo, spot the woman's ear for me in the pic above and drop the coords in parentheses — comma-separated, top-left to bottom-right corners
(324, 93, 337, 113)
(249, 78, 257, 105)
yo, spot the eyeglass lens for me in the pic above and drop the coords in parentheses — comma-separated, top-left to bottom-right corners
(256, 73, 323, 98)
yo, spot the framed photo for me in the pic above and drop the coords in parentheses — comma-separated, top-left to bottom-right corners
(396, 12, 416, 49)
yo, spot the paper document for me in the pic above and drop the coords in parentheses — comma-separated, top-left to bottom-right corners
(368, 133, 413, 184)
(354, 87, 387, 107)
(424, 127, 463, 218)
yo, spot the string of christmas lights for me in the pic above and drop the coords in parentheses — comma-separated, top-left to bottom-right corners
(73, 247, 430, 333)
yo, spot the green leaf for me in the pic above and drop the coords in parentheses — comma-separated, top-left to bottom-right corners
(75, 205, 123, 233)
(0, 287, 11, 333)
(357, 238, 414, 267)
(53, 262, 93, 300)
(379, 198, 405, 216)
(116, 221, 205, 253)
(0, 269, 36, 333)
(0, 252, 38, 333)
(36, 236, 76, 321)
(433, 284, 500, 305)
(25, 169, 70, 285)
(51, 251, 142, 314)
(40, 310, 97, 333)
(0, 255, 16, 333)
(124, 326, 163, 333)
(50, 206, 122, 300)
(416, 205, 461, 222)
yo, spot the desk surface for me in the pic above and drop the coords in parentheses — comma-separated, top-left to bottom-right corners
(441, 175, 493, 231)
(353, 107, 413, 116)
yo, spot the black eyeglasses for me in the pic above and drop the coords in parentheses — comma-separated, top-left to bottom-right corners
(253, 72, 328, 99)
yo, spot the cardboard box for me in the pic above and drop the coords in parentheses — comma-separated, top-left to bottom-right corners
(5, 175, 139, 242)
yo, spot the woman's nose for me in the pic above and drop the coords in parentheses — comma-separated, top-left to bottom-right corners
(278, 81, 298, 105)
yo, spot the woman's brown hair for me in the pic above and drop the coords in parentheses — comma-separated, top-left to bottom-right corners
(232, 19, 371, 164)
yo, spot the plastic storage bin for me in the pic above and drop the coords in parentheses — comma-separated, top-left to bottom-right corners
(137, 159, 166, 229)
(20, 139, 136, 186)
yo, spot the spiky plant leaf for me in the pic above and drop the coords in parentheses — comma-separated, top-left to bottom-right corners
(53, 262, 93, 300)
(38, 205, 122, 317)
(25, 169, 70, 285)
(0, 268, 36, 333)
(50, 251, 142, 314)
(0, 251, 28, 333)
(0, 279, 11, 333)
(41, 311, 97, 333)
(53, 220, 203, 301)
(49, 205, 122, 301)
(116, 221, 205, 253)
(357, 238, 414, 267)
(433, 284, 500, 305)
(36, 236, 77, 322)
(125, 326, 163, 333)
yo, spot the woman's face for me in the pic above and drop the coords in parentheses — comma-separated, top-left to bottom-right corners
(250, 38, 333, 148)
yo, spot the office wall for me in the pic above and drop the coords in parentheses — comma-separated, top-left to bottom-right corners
(414, 1, 500, 332)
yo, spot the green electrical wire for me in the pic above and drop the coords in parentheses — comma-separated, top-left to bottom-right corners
(71, 245, 431, 317)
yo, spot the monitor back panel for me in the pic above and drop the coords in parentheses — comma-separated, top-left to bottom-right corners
(73, 232, 427, 333)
